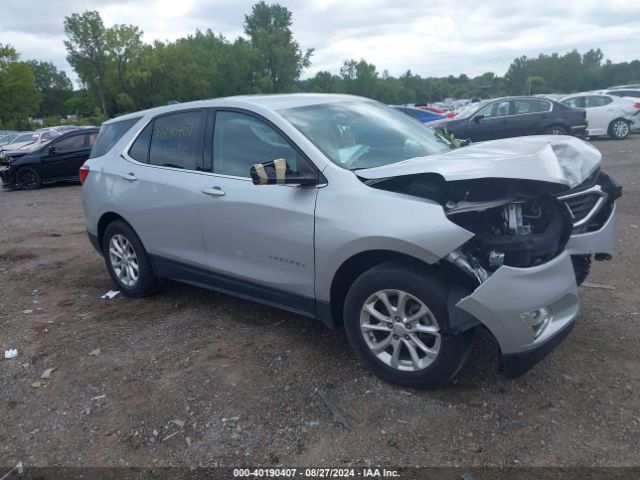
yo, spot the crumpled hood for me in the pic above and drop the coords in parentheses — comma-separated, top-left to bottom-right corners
(357, 135, 601, 189)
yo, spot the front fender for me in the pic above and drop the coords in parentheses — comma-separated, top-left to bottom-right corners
(314, 179, 473, 302)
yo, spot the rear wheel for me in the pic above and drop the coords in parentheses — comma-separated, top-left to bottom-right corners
(609, 119, 629, 140)
(343, 263, 475, 389)
(545, 126, 567, 135)
(103, 220, 160, 297)
(15, 166, 42, 190)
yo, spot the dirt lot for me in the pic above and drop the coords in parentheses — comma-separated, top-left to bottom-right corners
(1, 136, 639, 469)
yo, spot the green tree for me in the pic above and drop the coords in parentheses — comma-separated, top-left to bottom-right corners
(26, 60, 73, 117)
(105, 24, 144, 100)
(244, 1, 313, 92)
(0, 44, 41, 128)
(64, 11, 109, 117)
(340, 59, 379, 98)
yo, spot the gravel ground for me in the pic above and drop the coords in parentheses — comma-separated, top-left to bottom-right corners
(0, 136, 639, 469)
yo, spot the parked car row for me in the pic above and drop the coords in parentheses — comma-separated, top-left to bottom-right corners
(393, 89, 639, 142)
(425, 96, 588, 141)
(0, 127, 99, 189)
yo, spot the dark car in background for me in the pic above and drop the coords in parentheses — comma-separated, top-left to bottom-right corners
(391, 105, 445, 123)
(0, 128, 99, 189)
(428, 96, 587, 142)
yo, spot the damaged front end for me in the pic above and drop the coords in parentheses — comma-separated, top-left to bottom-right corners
(366, 173, 574, 286)
(359, 167, 582, 378)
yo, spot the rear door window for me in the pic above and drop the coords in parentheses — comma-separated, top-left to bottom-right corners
(90, 117, 141, 158)
(514, 99, 541, 114)
(148, 110, 206, 170)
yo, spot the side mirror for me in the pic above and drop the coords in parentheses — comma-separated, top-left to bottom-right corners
(472, 114, 484, 124)
(48, 146, 57, 154)
(250, 159, 318, 186)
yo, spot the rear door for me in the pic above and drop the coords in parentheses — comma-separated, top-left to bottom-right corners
(41, 132, 89, 179)
(197, 109, 318, 315)
(510, 99, 548, 136)
(116, 109, 213, 284)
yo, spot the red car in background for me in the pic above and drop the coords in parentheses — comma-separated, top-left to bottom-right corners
(416, 105, 456, 118)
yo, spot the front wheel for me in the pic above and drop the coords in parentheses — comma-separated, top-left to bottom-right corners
(609, 119, 630, 140)
(571, 255, 591, 286)
(103, 220, 160, 297)
(15, 166, 42, 190)
(343, 263, 474, 389)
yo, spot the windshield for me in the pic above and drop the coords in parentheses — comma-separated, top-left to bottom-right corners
(11, 133, 38, 144)
(280, 101, 452, 170)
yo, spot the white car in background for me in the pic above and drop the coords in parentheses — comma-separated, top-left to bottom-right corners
(599, 88, 640, 132)
(0, 130, 60, 153)
(560, 92, 639, 139)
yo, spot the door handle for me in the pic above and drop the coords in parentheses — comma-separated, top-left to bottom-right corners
(201, 186, 226, 197)
(120, 173, 137, 182)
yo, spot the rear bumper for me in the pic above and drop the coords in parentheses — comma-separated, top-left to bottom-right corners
(455, 251, 579, 375)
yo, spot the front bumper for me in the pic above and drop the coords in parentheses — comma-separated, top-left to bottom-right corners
(0, 165, 15, 187)
(561, 171, 621, 256)
(565, 203, 616, 255)
(456, 251, 579, 376)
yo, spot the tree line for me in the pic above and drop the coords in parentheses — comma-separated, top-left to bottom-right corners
(1, 1, 639, 129)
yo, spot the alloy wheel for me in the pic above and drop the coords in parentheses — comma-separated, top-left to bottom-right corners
(613, 120, 629, 138)
(16, 169, 38, 188)
(359, 289, 441, 372)
(108, 234, 140, 287)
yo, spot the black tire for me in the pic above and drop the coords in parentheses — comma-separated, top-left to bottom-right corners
(608, 118, 630, 140)
(102, 220, 160, 298)
(343, 262, 475, 389)
(571, 255, 591, 286)
(15, 166, 42, 190)
(545, 125, 568, 135)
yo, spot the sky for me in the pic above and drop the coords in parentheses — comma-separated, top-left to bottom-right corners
(1, 0, 639, 86)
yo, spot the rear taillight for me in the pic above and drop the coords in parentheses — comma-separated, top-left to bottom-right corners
(634, 103, 640, 109)
(79, 165, 90, 184)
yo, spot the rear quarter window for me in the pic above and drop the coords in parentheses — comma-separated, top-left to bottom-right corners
(89, 117, 141, 159)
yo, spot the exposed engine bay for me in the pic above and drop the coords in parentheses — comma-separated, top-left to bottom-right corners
(365, 173, 574, 283)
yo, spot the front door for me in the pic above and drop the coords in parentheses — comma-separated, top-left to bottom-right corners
(198, 110, 318, 316)
(41, 132, 89, 179)
(466, 100, 513, 141)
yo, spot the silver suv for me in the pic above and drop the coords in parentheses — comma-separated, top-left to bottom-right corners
(82, 94, 619, 388)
